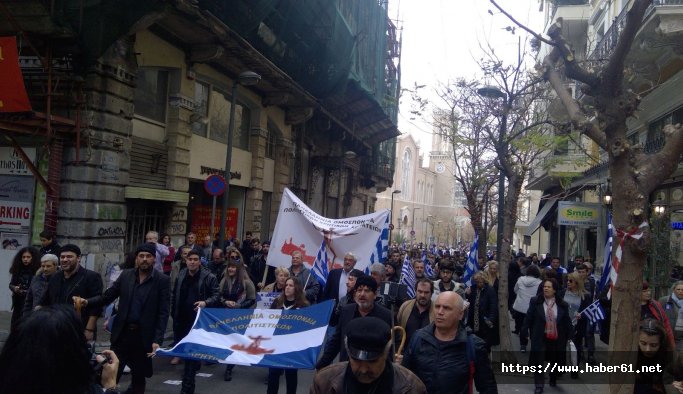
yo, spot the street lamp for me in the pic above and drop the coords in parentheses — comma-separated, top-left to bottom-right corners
(411, 207, 421, 245)
(390, 190, 401, 243)
(603, 179, 613, 207)
(478, 84, 507, 262)
(219, 71, 261, 251)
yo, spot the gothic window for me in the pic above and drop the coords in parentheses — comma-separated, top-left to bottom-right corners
(401, 148, 412, 200)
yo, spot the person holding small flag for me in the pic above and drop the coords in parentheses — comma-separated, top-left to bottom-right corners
(561, 271, 592, 378)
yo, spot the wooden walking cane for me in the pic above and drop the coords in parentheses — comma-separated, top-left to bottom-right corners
(393, 326, 407, 357)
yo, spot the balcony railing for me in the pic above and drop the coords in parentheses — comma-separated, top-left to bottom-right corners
(590, 0, 683, 61)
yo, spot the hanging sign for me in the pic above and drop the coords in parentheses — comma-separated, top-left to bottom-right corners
(0, 37, 31, 113)
(557, 201, 600, 227)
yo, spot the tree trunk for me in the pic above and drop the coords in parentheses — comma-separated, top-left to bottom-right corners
(497, 173, 524, 364)
(607, 158, 650, 392)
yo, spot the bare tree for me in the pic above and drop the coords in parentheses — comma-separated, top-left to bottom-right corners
(492, 0, 683, 390)
(476, 44, 557, 363)
(432, 79, 499, 259)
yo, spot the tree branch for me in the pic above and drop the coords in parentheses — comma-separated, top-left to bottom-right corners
(489, 0, 554, 46)
(545, 20, 601, 88)
(543, 48, 608, 150)
(602, 0, 653, 94)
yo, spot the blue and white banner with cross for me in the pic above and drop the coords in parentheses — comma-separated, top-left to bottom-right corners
(157, 301, 335, 369)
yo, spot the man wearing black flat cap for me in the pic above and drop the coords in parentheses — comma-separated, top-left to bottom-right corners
(315, 275, 392, 369)
(75, 243, 170, 394)
(311, 317, 426, 393)
(39, 243, 103, 341)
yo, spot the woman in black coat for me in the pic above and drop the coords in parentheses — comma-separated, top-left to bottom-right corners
(8, 246, 40, 330)
(559, 272, 592, 378)
(523, 278, 572, 393)
(467, 271, 498, 350)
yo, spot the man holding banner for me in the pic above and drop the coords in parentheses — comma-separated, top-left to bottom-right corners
(170, 250, 220, 394)
(267, 188, 390, 290)
(288, 251, 320, 304)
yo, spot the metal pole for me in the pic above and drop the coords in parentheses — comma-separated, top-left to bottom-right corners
(210, 195, 217, 242)
(219, 82, 239, 252)
(390, 193, 396, 243)
(496, 112, 507, 262)
(483, 190, 489, 250)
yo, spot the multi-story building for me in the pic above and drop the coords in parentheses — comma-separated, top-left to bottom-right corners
(375, 132, 471, 248)
(528, 0, 683, 273)
(0, 1, 400, 310)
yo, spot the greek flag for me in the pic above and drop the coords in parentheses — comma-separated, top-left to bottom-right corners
(598, 212, 613, 297)
(157, 301, 335, 368)
(422, 250, 435, 278)
(311, 240, 329, 290)
(463, 235, 479, 287)
(400, 253, 416, 298)
(370, 215, 390, 264)
(580, 300, 606, 324)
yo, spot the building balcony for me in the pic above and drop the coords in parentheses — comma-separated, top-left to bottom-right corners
(589, 1, 683, 87)
(547, 0, 591, 52)
(527, 153, 592, 191)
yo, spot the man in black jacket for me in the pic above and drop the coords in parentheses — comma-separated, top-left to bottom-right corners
(249, 240, 274, 289)
(171, 250, 220, 394)
(315, 275, 392, 369)
(39, 244, 102, 341)
(402, 291, 497, 394)
(76, 243, 170, 394)
(321, 252, 357, 302)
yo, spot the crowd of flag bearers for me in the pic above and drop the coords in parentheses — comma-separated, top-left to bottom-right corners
(10, 211, 683, 393)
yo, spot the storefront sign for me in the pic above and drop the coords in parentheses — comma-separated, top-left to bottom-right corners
(0, 175, 35, 202)
(557, 201, 600, 226)
(190, 205, 238, 239)
(0, 147, 36, 176)
(0, 200, 32, 232)
(0, 37, 31, 113)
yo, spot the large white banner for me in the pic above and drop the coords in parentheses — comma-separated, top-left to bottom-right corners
(267, 188, 389, 274)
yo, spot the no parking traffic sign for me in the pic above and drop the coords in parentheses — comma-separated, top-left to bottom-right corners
(204, 174, 226, 196)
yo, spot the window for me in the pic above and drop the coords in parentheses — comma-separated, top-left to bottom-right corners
(134, 68, 168, 123)
(192, 81, 209, 137)
(266, 122, 279, 159)
(193, 80, 252, 150)
(261, 192, 272, 239)
(401, 148, 412, 200)
(646, 106, 683, 153)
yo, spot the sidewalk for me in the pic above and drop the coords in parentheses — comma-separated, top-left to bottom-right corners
(491, 323, 610, 393)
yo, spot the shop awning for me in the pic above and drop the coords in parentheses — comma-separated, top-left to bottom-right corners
(125, 186, 188, 203)
(525, 197, 558, 237)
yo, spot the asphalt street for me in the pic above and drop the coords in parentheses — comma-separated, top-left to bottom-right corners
(0, 310, 611, 393)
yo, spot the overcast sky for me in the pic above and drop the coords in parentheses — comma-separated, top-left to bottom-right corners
(390, 0, 545, 152)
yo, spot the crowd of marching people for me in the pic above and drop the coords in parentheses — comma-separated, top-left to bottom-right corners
(7, 228, 683, 393)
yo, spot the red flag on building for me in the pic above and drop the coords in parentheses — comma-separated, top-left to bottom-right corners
(0, 36, 31, 113)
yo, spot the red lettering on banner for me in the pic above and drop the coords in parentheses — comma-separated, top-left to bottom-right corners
(0, 205, 30, 219)
(0, 37, 31, 113)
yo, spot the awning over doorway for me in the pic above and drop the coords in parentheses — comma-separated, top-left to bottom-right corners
(125, 186, 188, 203)
(524, 197, 558, 237)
